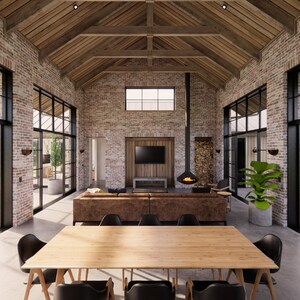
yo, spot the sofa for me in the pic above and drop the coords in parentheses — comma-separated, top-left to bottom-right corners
(73, 191, 227, 225)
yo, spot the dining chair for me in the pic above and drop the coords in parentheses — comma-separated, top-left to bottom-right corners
(210, 178, 229, 192)
(226, 234, 282, 299)
(185, 279, 245, 300)
(124, 279, 175, 300)
(100, 214, 123, 226)
(55, 278, 115, 300)
(177, 214, 199, 226)
(18, 233, 74, 300)
(138, 214, 161, 225)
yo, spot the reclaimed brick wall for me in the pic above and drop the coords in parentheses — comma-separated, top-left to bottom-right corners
(216, 19, 300, 226)
(0, 20, 82, 226)
(81, 73, 217, 189)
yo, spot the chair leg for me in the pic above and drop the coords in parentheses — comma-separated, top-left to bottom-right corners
(77, 269, 82, 281)
(226, 269, 233, 281)
(85, 268, 89, 280)
(218, 269, 223, 280)
(130, 268, 133, 281)
(167, 269, 170, 281)
(211, 268, 215, 280)
(68, 269, 75, 282)
(107, 277, 115, 300)
(185, 277, 193, 300)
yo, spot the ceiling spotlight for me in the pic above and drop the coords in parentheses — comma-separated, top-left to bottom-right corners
(73, 3, 78, 10)
(222, 3, 227, 10)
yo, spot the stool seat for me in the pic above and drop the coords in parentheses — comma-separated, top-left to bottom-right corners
(217, 191, 232, 197)
(217, 192, 232, 211)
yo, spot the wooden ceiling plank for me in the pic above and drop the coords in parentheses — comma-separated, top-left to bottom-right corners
(180, 36, 240, 77)
(172, 2, 260, 59)
(246, 0, 296, 33)
(39, 2, 127, 59)
(5, 0, 57, 31)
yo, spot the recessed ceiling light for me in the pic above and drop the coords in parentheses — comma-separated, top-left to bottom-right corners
(222, 3, 227, 10)
(73, 3, 78, 10)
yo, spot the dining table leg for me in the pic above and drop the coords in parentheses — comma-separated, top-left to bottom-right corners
(23, 269, 34, 300)
(35, 268, 51, 300)
(264, 269, 277, 300)
(234, 269, 248, 300)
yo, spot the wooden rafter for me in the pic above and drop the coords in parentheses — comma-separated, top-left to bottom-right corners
(245, 0, 296, 33)
(39, 2, 128, 59)
(5, 0, 56, 31)
(147, 1, 154, 66)
(103, 65, 201, 72)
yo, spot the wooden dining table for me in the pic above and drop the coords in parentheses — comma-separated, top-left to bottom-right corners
(23, 225, 278, 300)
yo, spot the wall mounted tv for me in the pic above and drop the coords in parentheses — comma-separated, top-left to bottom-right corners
(135, 146, 165, 164)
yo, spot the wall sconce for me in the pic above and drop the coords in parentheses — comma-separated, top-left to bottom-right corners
(215, 149, 221, 153)
(252, 147, 279, 156)
(79, 149, 85, 154)
(21, 149, 32, 156)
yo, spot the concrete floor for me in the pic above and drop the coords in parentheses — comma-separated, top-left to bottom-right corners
(1, 191, 300, 300)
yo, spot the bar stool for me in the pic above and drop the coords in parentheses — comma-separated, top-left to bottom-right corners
(217, 191, 232, 212)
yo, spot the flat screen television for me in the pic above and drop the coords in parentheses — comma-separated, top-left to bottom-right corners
(135, 146, 165, 164)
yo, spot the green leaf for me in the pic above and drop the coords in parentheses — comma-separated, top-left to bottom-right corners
(254, 200, 271, 210)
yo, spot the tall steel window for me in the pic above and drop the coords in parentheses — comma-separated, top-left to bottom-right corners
(287, 65, 300, 231)
(0, 66, 12, 229)
(125, 87, 175, 111)
(224, 85, 267, 200)
(33, 86, 76, 212)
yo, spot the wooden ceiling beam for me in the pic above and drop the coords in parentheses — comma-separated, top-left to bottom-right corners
(245, 0, 296, 33)
(62, 0, 240, 2)
(172, 2, 260, 59)
(39, 2, 127, 59)
(81, 25, 218, 36)
(5, 0, 56, 31)
(103, 65, 201, 72)
(147, 1, 154, 66)
(92, 49, 204, 58)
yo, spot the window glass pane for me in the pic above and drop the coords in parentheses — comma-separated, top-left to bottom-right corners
(143, 99, 157, 110)
(33, 90, 40, 128)
(159, 89, 174, 100)
(159, 100, 174, 110)
(261, 109, 267, 128)
(41, 94, 52, 130)
(0, 96, 4, 120)
(143, 89, 157, 100)
(126, 89, 142, 100)
(126, 100, 142, 110)
(248, 113, 259, 130)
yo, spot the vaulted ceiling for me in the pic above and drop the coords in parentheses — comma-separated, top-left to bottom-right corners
(0, 0, 299, 89)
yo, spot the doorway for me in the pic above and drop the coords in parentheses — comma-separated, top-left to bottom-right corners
(89, 138, 106, 187)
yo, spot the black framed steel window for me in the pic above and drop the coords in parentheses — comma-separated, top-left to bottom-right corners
(125, 87, 175, 111)
(224, 85, 267, 199)
(33, 86, 76, 212)
(287, 65, 300, 231)
(0, 66, 12, 229)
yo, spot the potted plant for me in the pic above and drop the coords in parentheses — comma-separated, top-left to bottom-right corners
(240, 161, 282, 226)
(48, 136, 63, 195)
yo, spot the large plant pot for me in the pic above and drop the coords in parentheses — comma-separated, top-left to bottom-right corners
(48, 179, 63, 195)
(248, 202, 272, 226)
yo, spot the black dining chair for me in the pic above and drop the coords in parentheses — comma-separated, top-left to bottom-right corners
(185, 279, 245, 300)
(226, 234, 282, 299)
(55, 278, 114, 300)
(100, 214, 123, 226)
(124, 279, 175, 300)
(138, 214, 161, 226)
(177, 214, 199, 226)
(18, 233, 74, 300)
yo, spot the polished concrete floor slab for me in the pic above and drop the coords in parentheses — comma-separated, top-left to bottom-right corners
(0, 191, 299, 299)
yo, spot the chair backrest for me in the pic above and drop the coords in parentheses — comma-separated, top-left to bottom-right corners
(17, 234, 46, 273)
(138, 214, 161, 226)
(100, 214, 123, 226)
(55, 283, 107, 300)
(177, 214, 199, 226)
(217, 178, 229, 189)
(125, 281, 174, 300)
(193, 283, 245, 300)
(254, 234, 283, 273)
